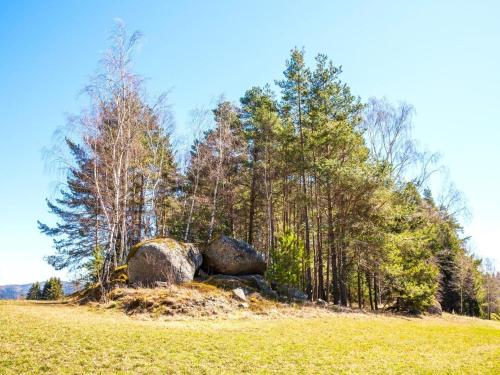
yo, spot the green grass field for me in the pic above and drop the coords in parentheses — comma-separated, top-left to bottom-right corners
(0, 301, 499, 374)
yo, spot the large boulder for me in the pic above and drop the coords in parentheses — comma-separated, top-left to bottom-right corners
(203, 235, 266, 275)
(128, 238, 202, 285)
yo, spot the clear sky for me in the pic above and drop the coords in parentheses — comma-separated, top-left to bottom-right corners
(0, 0, 498, 284)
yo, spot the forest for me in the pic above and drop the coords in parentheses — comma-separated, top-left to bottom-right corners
(38, 25, 499, 317)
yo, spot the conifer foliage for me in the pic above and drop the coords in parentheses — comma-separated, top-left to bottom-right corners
(41, 278, 64, 300)
(26, 282, 42, 300)
(26, 278, 64, 300)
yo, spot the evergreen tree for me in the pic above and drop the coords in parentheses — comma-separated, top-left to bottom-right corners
(240, 85, 280, 251)
(38, 139, 100, 272)
(267, 230, 304, 288)
(276, 48, 313, 297)
(26, 282, 42, 300)
(41, 278, 64, 300)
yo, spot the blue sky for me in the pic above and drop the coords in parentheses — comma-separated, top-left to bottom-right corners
(0, 1, 498, 284)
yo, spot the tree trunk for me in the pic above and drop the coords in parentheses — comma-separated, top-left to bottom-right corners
(247, 148, 258, 245)
(315, 179, 324, 300)
(339, 222, 348, 307)
(366, 271, 374, 311)
(207, 176, 220, 241)
(357, 262, 363, 309)
(137, 174, 144, 243)
(184, 167, 200, 241)
(326, 184, 340, 304)
(326, 231, 331, 302)
(296, 91, 312, 299)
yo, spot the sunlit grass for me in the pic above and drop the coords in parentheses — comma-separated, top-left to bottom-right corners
(0, 300, 499, 374)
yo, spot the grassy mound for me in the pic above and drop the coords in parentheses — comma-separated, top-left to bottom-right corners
(77, 282, 284, 319)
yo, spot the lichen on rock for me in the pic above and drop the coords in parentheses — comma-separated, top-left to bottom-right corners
(127, 238, 202, 286)
(202, 235, 267, 275)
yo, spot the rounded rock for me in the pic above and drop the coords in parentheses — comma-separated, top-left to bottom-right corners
(128, 238, 202, 286)
(203, 235, 266, 275)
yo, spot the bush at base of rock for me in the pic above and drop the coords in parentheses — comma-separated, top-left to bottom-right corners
(111, 265, 129, 286)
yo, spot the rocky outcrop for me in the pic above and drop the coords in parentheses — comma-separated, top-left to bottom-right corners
(125, 235, 309, 303)
(204, 274, 278, 299)
(274, 284, 308, 301)
(202, 235, 266, 275)
(128, 238, 202, 285)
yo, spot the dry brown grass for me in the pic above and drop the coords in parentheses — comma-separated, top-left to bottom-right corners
(74, 282, 328, 320)
(92, 284, 238, 319)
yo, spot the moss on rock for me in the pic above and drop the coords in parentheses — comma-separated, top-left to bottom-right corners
(126, 238, 193, 263)
(127, 237, 202, 285)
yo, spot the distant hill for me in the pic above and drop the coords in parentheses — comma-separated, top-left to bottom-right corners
(0, 281, 79, 300)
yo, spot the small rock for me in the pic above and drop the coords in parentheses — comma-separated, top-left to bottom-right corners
(154, 281, 170, 288)
(232, 287, 247, 302)
(316, 298, 327, 306)
(196, 269, 209, 280)
(204, 274, 277, 299)
(427, 299, 443, 315)
(275, 284, 308, 300)
(238, 302, 249, 309)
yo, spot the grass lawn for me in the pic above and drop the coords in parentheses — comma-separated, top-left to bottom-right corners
(0, 300, 499, 374)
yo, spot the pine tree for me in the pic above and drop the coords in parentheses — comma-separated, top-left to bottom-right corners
(240, 85, 280, 251)
(38, 139, 100, 272)
(41, 278, 64, 300)
(276, 48, 313, 298)
(26, 282, 42, 300)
